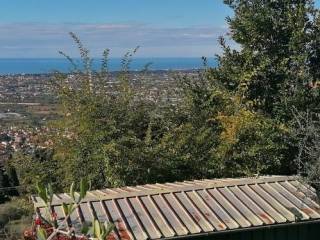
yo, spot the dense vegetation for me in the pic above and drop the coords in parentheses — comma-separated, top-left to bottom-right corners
(2, 0, 320, 199)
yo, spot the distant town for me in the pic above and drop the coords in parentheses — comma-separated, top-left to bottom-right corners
(0, 70, 197, 170)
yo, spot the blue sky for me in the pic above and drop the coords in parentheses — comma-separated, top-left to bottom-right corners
(0, 0, 319, 58)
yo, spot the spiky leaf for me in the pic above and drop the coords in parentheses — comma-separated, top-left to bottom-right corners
(47, 183, 54, 203)
(80, 178, 89, 201)
(94, 219, 101, 239)
(69, 182, 75, 201)
(62, 202, 69, 215)
(37, 227, 47, 240)
(36, 182, 48, 204)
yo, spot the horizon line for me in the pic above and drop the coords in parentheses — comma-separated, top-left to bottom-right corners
(0, 57, 216, 59)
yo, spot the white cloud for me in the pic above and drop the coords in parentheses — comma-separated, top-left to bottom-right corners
(0, 22, 231, 57)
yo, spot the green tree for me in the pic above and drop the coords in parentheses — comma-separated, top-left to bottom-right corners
(169, 67, 288, 178)
(48, 30, 294, 189)
(11, 148, 57, 193)
(203, 0, 320, 176)
(0, 168, 9, 203)
(50, 33, 174, 189)
(215, 0, 320, 120)
(154, 69, 227, 181)
(16, 0, 320, 191)
(291, 110, 320, 189)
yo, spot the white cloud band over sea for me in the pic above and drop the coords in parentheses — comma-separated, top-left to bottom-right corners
(0, 22, 234, 58)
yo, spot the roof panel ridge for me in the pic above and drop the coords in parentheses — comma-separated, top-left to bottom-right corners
(33, 175, 320, 240)
(32, 176, 297, 208)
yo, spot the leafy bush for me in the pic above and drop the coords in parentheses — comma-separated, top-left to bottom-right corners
(0, 197, 32, 228)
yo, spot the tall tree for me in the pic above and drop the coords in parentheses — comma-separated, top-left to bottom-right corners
(50, 34, 175, 189)
(216, 0, 320, 120)
(0, 168, 9, 203)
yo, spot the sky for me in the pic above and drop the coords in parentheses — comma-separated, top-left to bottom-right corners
(0, 0, 319, 58)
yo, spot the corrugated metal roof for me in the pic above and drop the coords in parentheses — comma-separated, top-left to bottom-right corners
(32, 176, 320, 240)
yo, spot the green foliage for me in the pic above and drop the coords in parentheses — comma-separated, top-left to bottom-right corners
(49, 33, 176, 189)
(91, 219, 114, 240)
(290, 110, 320, 189)
(9, 1, 320, 195)
(217, 0, 320, 120)
(2, 217, 32, 240)
(0, 168, 10, 203)
(210, 0, 320, 176)
(39, 24, 301, 190)
(51, 34, 271, 187)
(0, 162, 19, 203)
(216, 109, 289, 176)
(168, 69, 289, 178)
(36, 182, 53, 207)
(35, 178, 114, 240)
(10, 148, 58, 193)
(4, 3, 320, 240)
(37, 227, 47, 240)
(76, 219, 115, 240)
(0, 197, 32, 228)
(152, 70, 225, 181)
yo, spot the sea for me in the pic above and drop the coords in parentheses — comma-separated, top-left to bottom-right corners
(0, 58, 218, 75)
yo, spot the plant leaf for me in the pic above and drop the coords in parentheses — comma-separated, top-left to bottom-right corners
(62, 202, 69, 215)
(47, 183, 54, 203)
(68, 204, 75, 215)
(94, 219, 101, 239)
(37, 227, 47, 240)
(36, 182, 48, 204)
(70, 182, 75, 201)
(105, 222, 115, 236)
(80, 178, 89, 200)
(81, 222, 90, 235)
